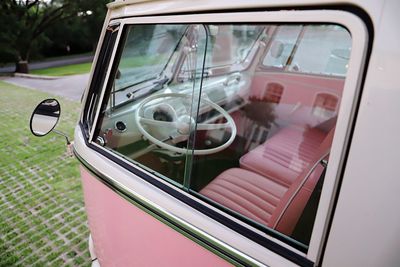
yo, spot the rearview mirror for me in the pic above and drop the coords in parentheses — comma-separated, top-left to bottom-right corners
(30, 99, 60, 137)
(270, 41, 284, 58)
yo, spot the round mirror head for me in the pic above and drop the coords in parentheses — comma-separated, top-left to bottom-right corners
(30, 99, 61, 137)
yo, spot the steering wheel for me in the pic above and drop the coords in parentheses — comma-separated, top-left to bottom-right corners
(135, 93, 237, 155)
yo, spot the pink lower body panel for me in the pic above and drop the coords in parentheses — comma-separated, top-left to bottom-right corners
(80, 166, 232, 267)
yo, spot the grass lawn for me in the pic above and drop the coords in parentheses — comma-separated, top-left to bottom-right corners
(0, 81, 90, 266)
(30, 62, 92, 76)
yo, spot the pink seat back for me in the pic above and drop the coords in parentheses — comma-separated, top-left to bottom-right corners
(270, 127, 335, 235)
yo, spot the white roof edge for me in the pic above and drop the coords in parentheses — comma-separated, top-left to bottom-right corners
(107, 0, 161, 9)
(105, 0, 375, 26)
(106, 0, 369, 12)
(106, 0, 341, 9)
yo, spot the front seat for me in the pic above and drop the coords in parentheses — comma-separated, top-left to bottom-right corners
(200, 127, 334, 235)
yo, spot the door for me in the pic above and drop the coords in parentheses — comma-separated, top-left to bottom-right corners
(74, 9, 368, 266)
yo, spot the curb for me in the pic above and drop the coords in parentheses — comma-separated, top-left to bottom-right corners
(14, 73, 61, 80)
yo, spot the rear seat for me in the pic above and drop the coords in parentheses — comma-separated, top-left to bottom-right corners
(200, 126, 334, 235)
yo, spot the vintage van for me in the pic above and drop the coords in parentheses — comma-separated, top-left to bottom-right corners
(29, 0, 400, 266)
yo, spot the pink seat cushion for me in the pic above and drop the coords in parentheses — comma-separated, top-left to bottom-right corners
(200, 168, 289, 226)
(200, 127, 335, 235)
(240, 127, 326, 186)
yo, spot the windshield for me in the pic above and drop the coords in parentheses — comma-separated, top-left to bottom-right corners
(110, 24, 264, 108)
(205, 25, 263, 69)
(177, 25, 263, 80)
(115, 25, 188, 92)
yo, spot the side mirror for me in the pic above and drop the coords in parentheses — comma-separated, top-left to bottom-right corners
(30, 99, 60, 137)
(30, 98, 72, 155)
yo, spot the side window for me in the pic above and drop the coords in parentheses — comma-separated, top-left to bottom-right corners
(96, 24, 207, 186)
(94, 23, 351, 249)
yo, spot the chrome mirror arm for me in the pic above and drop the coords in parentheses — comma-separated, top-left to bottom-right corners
(52, 129, 71, 145)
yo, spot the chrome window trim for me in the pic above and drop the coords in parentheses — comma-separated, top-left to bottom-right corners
(79, 10, 112, 121)
(81, 9, 369, 265)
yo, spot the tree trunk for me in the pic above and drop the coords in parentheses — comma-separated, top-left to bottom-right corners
(15, 61, 29, 73)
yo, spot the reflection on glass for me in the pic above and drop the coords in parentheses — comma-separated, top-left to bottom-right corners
(99, 24, 207, 186)
(112, 25, 188, 107)
(262, 25, 302, 68)
(30, 99, 60, 136)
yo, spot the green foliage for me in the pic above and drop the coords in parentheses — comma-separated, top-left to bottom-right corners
(41, 0, 111, 58)
(0, 0, 110, 68)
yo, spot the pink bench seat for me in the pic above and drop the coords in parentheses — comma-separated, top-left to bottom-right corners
(200, 126, 334, 235)
(240, 127, 326, 186)
(200, 168, 289, 226)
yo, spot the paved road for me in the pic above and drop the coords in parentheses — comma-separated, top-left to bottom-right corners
(3, 74, 90, 101)
(0, 55, 93, 73)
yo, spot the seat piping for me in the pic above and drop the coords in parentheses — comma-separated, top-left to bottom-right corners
(272, 150, 330, 229)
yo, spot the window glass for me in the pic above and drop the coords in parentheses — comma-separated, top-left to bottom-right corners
(113, 25, 188, 107)
(262, 25, 302, 69)
(96, 24, 207, 186)
(189, 24, 350, 247)
(205, 25, 263, 68)
(95, 23, 351, 249)
(178, 25, 263, 80)
(263, 25, 351, 76)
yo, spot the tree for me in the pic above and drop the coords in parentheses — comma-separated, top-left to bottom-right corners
(0, 0, 108, 73)
(41, 0, 109, 57)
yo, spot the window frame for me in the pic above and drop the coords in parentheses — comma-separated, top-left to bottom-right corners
(80, 10, 369, 266)
(81, 23, 121, 138)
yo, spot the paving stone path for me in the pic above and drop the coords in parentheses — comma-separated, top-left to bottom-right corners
(0, 81, 91, 266)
